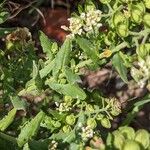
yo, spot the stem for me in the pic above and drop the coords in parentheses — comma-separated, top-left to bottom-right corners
(106, 3, 113, 12)
(101, 5, 123, 18)
(129, 29, 150, 36)
(0, 132, 17, 144)
(112, 41, 128, 53)
(142, 33, 149, 44)
(82, 108, 107, 116)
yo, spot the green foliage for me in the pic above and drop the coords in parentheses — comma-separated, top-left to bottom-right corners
(105, 127, 150, 150)
(0, 0, 150, 149)
(17, 111, 45, 147)
(0, 108, 16, 131)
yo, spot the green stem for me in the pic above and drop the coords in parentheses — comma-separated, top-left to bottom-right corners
(112, 41, 128, 53)
(82, 108, 107, 116)
(129, 29, 150, 36)
(101, 5, 123, 18)
(142, 33, 149, 44)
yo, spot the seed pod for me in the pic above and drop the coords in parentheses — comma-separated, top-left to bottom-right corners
(131, 7, 143, 24)
(135, 129, 150, 149)
(86, 104, 94, 112)
(113, 131, 125, 150)
(101, 118, 111, 129)
(143, 13, 150, 28)
(116, 22, 129, 37)
(87, 118, 97, 129)
(119, 126, 135, 140)
(137, 44, 150, 58)
(123, 140, 141, 150)
(144, 0, 150, 9)
(62, 125, 72, 133)
(66, 114, 76, 125)
(112, 11, 126, 27)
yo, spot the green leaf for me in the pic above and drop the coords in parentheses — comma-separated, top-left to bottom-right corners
(39, 31, 53, 60)
(112, 52, 128, 83)
(29, 140, 49, 150)
(0, 108, 17, 131)
(17, 111, 45, 147)
(76, 37, 99, 64)
(63, 130, 76, 143)
(0, 137, 17, 150)
(10, 96, 26, 111)
(46, 81, 86, 100)
(50, 130, 76, 143)
(39, 59, 55, 78)
(52, 38, 72, 76)
(32, 61, 38, 80)
(69, 143, 80, 150)
(64, 67, 81, 84)
(122, 95, 150, 126)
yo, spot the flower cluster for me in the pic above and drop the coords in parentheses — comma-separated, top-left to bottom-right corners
(61, 9, 102, 38)
(79, 126, 94, 141)
(56, 102, 72, 113)
(131, 56, 150, 88)
(81, 10, 102, 32)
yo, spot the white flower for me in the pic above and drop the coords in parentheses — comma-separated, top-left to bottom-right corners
(61, 9, 102, 37)
(56, 102, 71, 113)
(80, 126, 94, 141)
(80, 13, 86, 19)
(131, 56, 150, 88)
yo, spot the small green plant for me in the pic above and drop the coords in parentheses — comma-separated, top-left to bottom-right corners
(0, 0, 150, 149)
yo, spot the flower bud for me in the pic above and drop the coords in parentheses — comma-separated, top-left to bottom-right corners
(87, 118, 97, 129)
(101, 118, 111, 129)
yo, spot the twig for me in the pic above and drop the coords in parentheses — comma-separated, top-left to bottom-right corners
(8, 1, 36, 20)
